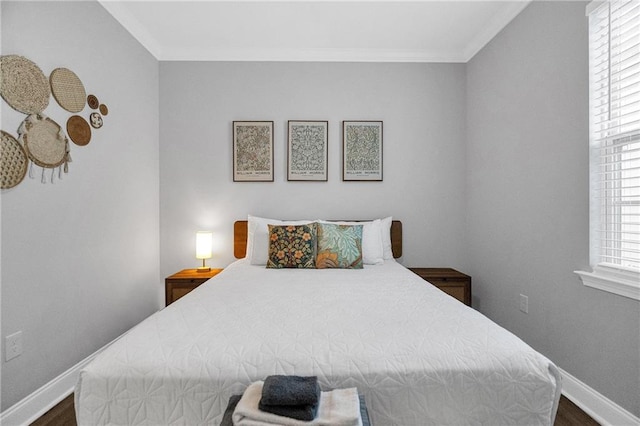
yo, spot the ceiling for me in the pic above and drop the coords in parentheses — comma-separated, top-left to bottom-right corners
(99, 1, 531, 62)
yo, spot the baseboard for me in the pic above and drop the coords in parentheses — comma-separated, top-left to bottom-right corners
(1, 364, 80, 426)
(0, 333, 124, 426)
(559, 367, 640, 426)
(2, 345, 638, 426)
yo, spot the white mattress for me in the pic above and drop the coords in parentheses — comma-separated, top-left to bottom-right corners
(75, 260, 561, 425)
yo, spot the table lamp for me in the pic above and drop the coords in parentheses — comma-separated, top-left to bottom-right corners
(196, 231, 213, 272)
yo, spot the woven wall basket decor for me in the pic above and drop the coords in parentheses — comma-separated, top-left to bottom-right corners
(87, 94, 99, 109)
(0, 55, 50, 114)
(67, 115, 91, 145)
(50, 68, 86, 113)
(89, 112, 103, 129)
(1, 131, 28, 189)
(19, 114, 70, 170)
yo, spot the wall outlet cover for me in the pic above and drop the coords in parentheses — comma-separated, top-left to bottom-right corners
(5, 331, 23, 361)
(519, 294, 529, 314)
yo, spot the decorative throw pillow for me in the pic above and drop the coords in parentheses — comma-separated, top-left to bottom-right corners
(380, 216, 394, 260)
(247, 215, 313, 265)
(267, 223, 317, 268)
(316, 223, 363, 269)
(317, 219, 383, 265)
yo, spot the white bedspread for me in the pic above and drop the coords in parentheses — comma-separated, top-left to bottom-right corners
(75, 260, 561, 425)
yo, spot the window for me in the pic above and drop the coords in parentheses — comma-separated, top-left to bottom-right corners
(576, 0, 640, 300)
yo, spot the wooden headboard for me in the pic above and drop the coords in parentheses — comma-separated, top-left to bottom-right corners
(234, 220, 402, 259)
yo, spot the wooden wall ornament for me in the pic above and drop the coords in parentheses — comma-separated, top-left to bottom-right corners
(87, 94, 99, 109)
(0, 55, 50, 114)
(1, 131, 29, 189)
(99, 104, 108, 116)
(50, 68, 86, 113)
(67, 115, 92, 146)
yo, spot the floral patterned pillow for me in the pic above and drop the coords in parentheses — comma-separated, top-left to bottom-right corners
(266, 223, 317, 268)
(316, 223, 363, 269)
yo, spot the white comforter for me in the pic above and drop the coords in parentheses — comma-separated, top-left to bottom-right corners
(75, 260, 561, 425)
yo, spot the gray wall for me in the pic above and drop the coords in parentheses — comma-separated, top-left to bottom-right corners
(159, 62, 468, 281)
(0, 1, 160, 410)
(466, 1, 640, 416)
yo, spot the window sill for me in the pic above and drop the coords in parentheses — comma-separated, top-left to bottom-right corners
(575, 265, 640, 301)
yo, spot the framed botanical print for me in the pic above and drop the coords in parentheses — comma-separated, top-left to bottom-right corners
(342, 120, 383, 181)
(233, 121, 274, 182)
(287, 120, 328, 181)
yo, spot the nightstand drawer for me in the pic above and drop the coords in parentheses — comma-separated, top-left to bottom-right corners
(165, 269, 223, 306)
(434, 283, 467, 302)
(408, 268, 472, 307)
(170, 286, 199, 302)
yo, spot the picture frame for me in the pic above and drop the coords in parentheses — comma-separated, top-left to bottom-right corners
(287, 120, 328, 181)
(233, 121, 274, 182)
(342, 120, 383, 181)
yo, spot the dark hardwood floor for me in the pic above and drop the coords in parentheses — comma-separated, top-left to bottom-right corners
(30, 394, 76, 426)
(554, 396, 600, 426)
(31, 394, 598, 426)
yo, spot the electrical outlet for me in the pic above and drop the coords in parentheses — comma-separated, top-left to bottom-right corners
(519, 294, 529, 314)
(5, 331, 23, 361)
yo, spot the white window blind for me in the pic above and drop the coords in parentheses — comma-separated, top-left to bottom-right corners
(588, 0, 640, 271)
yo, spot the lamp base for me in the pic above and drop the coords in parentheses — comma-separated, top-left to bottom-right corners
(197, 266, 211, 272)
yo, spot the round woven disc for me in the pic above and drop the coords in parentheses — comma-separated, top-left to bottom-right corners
(87, 94, 99, 109)
(50, 68, 86, 113)
(99, 104, 108, 116)
(67, 115, 91, 146)
(1, 131, 28, 189)
(0, 55, 50, 114)
(89, 112, 103, 129)
(20, 115, 68, 168)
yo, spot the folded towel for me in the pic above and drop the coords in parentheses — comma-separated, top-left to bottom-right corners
(222, 394, 371, 426)
(221, 394, 241, 426)
(258, 400, 318, 422)
(233, 381, 362, 426)
(260, 375, 321, 406)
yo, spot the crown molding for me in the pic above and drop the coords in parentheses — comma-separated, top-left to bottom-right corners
(99, 1, 164, 58)
(462, 0, 531, 61)
(158, 46, 468, 62)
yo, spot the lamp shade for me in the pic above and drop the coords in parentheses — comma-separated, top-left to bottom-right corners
(195, 231, 213, 260)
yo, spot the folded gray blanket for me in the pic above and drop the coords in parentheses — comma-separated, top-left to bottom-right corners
(260, 375, 321, 406)
(258, 400, 318, 422)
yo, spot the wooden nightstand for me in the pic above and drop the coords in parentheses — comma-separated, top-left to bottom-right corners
(408, 268, 472, 307)
(165, 268, 223, 306)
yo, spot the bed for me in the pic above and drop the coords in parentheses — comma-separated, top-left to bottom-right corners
(75, 218, 561, 425)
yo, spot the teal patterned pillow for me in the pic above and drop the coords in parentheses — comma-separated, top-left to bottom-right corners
(267, 223, 317, 268)
(316, 223, 363, 269)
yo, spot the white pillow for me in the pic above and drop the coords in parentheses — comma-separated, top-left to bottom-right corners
(246, 215, 313, 265)
(317, 219, 384, 265)
(380, 216, 394, 260)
